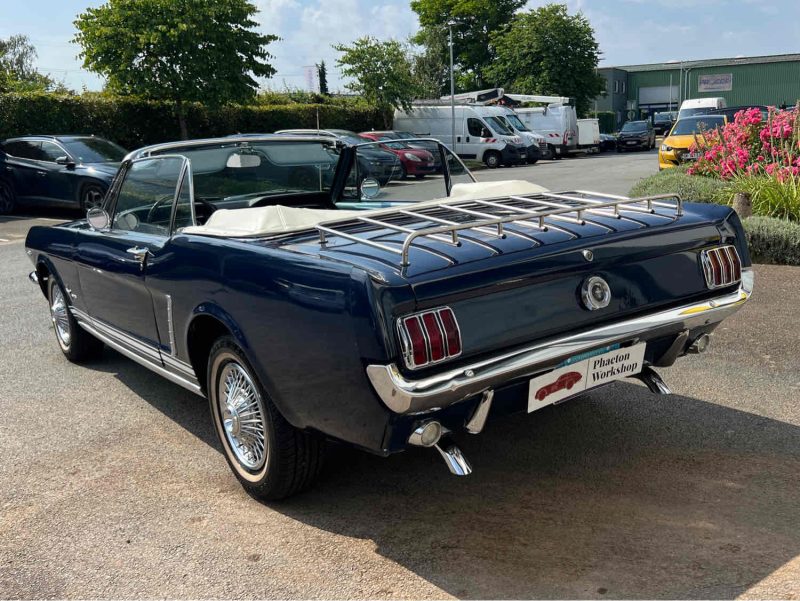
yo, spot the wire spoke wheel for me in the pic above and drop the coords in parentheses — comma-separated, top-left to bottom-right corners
(50, 286, 71, 347)
(217, 362, 267, 471)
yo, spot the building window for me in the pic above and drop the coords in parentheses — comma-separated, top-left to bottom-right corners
(621, 81, 626, 93)
(613, 80, 619, 93)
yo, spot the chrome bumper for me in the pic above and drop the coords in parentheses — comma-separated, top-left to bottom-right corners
(367, 269, 753, 414)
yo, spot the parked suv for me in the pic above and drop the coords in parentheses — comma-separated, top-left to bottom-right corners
(0, 135, 127, 214)
(616, 121, 656, 151)
(652, 112, 677, 136)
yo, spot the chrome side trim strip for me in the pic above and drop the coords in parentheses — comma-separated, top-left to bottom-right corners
(367, 273, 753, 414)
(71, 307, 202, 397)
(75, 317, 203, 397)
(166, 294, 176, 356)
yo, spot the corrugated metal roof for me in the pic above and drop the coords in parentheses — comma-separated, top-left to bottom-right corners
(606, 53, 800, 72)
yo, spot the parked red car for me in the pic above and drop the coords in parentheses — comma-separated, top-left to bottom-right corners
(359, 132, 436, 179)
(534, 371, 583, 402)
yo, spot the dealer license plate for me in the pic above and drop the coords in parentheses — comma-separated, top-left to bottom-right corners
(684, 152, 700, 160)
(626, 140, 637, 145)
(527, 343, 646, 412)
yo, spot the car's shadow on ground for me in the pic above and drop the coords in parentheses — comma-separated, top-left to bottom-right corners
(94, 349, 800, 599)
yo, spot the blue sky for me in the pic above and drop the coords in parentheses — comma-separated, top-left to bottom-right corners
(2, 0, 799, 93)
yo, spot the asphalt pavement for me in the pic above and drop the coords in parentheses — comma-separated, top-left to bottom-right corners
(1, 151, 799, 599)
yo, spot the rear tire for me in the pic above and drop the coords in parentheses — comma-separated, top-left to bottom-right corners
(484, 151, 501, 169)
(48, 277, 104, 363)
(0, 179, 16, 215)
(207, 336, 324, 500)
(548, 144, 562, 159)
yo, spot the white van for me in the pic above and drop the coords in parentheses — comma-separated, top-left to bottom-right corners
(393, 105, 527, 168)
(495, 107, 551, 162)
(678, 97, 727, 119)
(514, 104, 579, 158)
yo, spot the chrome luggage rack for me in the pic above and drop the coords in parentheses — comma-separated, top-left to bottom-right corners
(315, 191, 683, 268)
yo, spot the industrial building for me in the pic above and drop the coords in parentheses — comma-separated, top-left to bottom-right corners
(595, 53, 800, 128)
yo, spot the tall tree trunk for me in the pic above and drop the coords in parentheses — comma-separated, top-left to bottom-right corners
(176, 100, 188, 140)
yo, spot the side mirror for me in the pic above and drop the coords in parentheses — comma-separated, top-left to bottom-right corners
(360, 177, 380, 200)
(56, 156, 76, 170)
(481, 128, 491, 138)
(87, 207, 110, 231)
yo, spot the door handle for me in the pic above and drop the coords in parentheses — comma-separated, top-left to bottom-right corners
(36, 171, 47, 177)
(126, 246, 149, 269)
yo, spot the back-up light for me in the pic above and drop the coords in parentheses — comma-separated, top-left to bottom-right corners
(701, 245, 742, 289)
(397, 307, 462, 369)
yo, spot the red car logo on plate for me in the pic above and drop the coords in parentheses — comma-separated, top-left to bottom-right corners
(535, 371, 583, 402)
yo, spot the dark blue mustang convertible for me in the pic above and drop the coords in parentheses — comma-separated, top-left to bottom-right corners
(25, 135, 753, 500)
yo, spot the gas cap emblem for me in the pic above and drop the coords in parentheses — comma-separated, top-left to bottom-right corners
(581, 275, 611, 310)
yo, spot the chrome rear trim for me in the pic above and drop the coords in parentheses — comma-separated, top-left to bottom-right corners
(367, 272, 752, 414)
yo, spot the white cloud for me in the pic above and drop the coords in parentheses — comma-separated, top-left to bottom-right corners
(253, 0, 419, 92)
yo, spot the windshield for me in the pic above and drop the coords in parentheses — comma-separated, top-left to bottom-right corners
(152, 140, 339, 203)
(63, 137, 127, 163)
(654, 113, 674, 122)
(670, 116, 725, 136)
(621, 121, 647, 132)
(503, 113, 530, 132)
(486, 116, 514, 135)
(679, 107, 713, 119)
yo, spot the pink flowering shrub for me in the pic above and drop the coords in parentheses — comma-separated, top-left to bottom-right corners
(688, 105, 800, 181)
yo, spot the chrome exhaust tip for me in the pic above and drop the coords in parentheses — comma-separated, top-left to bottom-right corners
(409, 423, 472, 476)
(408, 421, 443, 448)
(688, 333, 711, 354)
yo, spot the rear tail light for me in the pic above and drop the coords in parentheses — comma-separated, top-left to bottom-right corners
(701, 245, 742, 289)
(397, 307, 462, 369)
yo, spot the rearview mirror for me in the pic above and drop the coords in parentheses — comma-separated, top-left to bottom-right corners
(226, 152, 261, 168)
(87, 207, 109, 231)
(360, 177, 380, 200)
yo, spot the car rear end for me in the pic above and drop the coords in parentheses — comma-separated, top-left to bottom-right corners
(281, 189, 752, 467)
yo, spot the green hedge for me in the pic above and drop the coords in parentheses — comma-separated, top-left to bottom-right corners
(589, 111, 616, 134)
(0, 92, 388, 150)
(742, 216, 800, 266)
(629, 168, 729, 203)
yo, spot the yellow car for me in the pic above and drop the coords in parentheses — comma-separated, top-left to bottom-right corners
(658, 114, 727, 170)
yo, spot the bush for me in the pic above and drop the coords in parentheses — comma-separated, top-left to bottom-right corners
(629, 168, 730, 203)
(588, 111, 616, 134)
(742, 216, 800, 265)
(0, 92, 388, 150)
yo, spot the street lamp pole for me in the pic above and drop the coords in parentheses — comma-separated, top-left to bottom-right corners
(448, 22, 456, 153)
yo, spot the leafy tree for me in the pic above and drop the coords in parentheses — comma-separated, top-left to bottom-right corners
(410, 29, 449, 99)
(334, 37, 418, 126)
(0, 34, 67, 93)
(74, 0, 278, 139)
(410, 0, 525, 89)
(486, 4, 605, 115)
(317, 60, 329, 95)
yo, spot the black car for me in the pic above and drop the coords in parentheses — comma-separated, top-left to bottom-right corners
(652, 112, 677, 135)
(0, 135, 127, 214)
(598, 133, 617, 152)
(616, 121, 656, 151)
